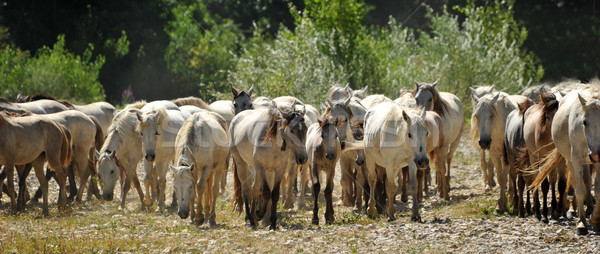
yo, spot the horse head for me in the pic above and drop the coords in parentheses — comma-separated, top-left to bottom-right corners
(414, 80, 438, 111)
(170, 162, 195, 219)
(95, 149, 120, 201)
(472, 93, 501, 150)
(278, 103, 308, 164)
(136, 108, 166, 162)
(578, 93, 600, 163)
(318, 116, 342, 161)
(325, 96, 352, 149)
(231, 85, 254, 114)
(407, 108, 430, 169)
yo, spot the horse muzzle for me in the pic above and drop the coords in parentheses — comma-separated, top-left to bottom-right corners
(102, 192, 113, 201)
(325, 152, 335, 160)
(416, 157, 429, 169)
(478, 139, 491, 150)
(178, 210, 189, 219)
(355, 156, 365, 166)
(296, 153, 308, 165)
(145, 153, 155, 162)
(340, 141, 346, 150)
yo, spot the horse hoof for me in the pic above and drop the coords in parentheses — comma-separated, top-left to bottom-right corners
(388, 216, 396, 222)
(367, 209, 378, 219)
(577, 227, 588, 236)
(312, 218, 319, 225)
(411, 215, 422, 222)
(400, 196, 408, 203)
(269, 224, 278, 231)
(541, 217, 549, 224)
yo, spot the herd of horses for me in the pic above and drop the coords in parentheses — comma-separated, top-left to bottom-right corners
(0, 80, 599, 235)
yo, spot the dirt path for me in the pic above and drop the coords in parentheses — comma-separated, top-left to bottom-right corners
(0, 133, 598, 252)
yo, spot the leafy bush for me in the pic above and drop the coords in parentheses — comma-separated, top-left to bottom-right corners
(229, 17, 348, 106)
(1, 35, 105, 103)
(164, 0, 242, 101)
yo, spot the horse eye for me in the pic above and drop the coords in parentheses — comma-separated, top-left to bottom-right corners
(110, 170, 114, 174)
(408, 133, 413, 139)
(583, 120, 588, 126)
(155, 131, 160, 136)
(140, 132, 144, 136)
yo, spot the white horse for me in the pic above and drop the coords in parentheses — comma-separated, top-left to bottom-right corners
(469, 86, 497, 189)
(414, 81, 464, 200)
(230, 104, 308, 229)
(360, 102, 419, 221)
(471, 92, 527, 212)
(170, 110, 229, 227)
(136, 105, 189, 212)
(96, 108, 145, 209)
(531, 86, 600, 235)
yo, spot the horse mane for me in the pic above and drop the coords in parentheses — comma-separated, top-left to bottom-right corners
(103, 109, 142, 153)
(414, 84, 451, 118)
(177, 116, 198, 155)
(327, 85, 350, 100)
(321, 102, 354, 123)
(125, 100, 147, 109)
(19, 94, 75, 108)
(171, 96, 210, 109)
(136, 106, 169, 132)
(262, 107, 289, 145)
(518, 99, 534, 116)
(1, 111, 31, 117)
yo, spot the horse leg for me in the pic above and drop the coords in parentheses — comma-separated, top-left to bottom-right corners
(354, 165, 366, 211)
(54, 166, 69, 212)
(556, 162, 569, 219)
(533, 188, 542, 221)
(517, 174, 526, 217)
(65, 164, 78, 203)
(220, 156, 229, 195)
(479, 150, 489, 189)
(541, 178, 550, 223)
(590, 163, 600, 232)
(365, 161, 378, 219)
(311, 163, 321, 225)
(495, 155, 508, 214)
(325, 166, 335, 224)
(120, 176, 131, 209)
(195, 166, 212, 225)
(283, 163, 298, 209)
(408, 161, 421, 222)
(417, 169, 424, 203)
(509, 166, 519, 216)
(269, 179, 281, 230)
(549, 168, 558, 219)
(385, 167, 398, 222)
(209, 164, 226, 228)
(298, 163, 309, 210)
(4, 163, 17, 214)
(401, 166, 408, 202)
(571, 161, 590, 235)
(142, 160, 153, 206)
(31, 167, 54, 203)
(16, 164, 31, 211)
(339, 158, 354, 206)
(424, 166, 431, 197)
(583, 166, 594, 217)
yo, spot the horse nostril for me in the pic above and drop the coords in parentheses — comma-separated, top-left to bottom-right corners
(340, 141, 346, 150)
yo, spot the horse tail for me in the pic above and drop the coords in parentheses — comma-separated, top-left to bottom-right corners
(529, 148, 563, 191)
(89, 116, 105, 151)
(232, 161, 243, 214)
(58, 123, 73, 168)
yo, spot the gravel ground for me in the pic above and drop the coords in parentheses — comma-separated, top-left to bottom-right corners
(0, 132, 599, 252)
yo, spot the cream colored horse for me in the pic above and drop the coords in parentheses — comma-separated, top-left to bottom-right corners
(415, 81, 464, 200)
(230, 105, 308, 229)
(530, 86, 600, 235)
(170, 110, 229, 227)
(0, 113, 71, 215)
(137, 105, 189, 212)
(96, 108, 145, 209)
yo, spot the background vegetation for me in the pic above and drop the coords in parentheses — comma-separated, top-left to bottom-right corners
(0, 0, 597, 109)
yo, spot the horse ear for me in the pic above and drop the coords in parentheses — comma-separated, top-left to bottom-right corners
(402, 110, 410, 123)
(230, 85, 239, 97)
(327, 98, 334, 107)
(291, 100, 297, 111)
(169, 164, 177, 174)
(95, 149, 101, 159)
(136, 112, 143, 122)
(491, 93, 501, 104)
(109, 150, 116, 159)
(420, 107, 427, 119)
(470, 88, 479, 103)
(248, 85, 254, 96)
(488, 85, 495, 93)
(320, 103, 327, 112)
(344, 83, 352, 92)
(301, 105, 306, 116)
(414, 80, 420, 89)
(578, 93, 590, 111)
(362, 86, 368, 93)
(189, 163, 195, 172)
(344, 96, 351, 107)
(432, 80, 438, 87)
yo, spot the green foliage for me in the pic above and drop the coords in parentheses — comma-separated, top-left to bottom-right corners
(229, 17, 347, 106)
(0, 35, 105, 103)
(104, 30, 130, 58)
(231, 0, 542, 112)
(164, 0, 242, 101)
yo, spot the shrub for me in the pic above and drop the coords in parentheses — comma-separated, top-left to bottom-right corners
(1, 35, 105, 103)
